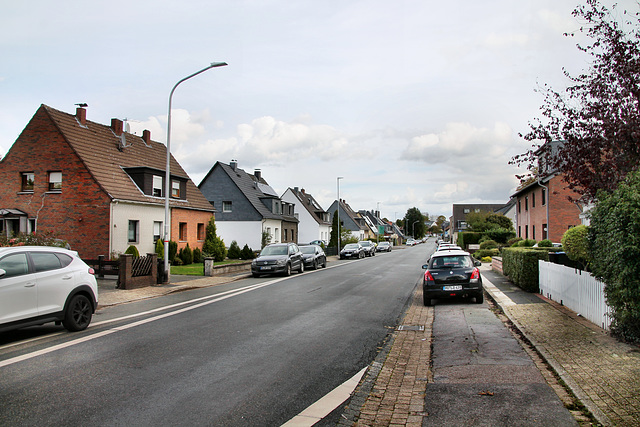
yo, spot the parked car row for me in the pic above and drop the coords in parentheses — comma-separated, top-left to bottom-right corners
(251, 242, 327, 277)
(339, 240, 393, 259)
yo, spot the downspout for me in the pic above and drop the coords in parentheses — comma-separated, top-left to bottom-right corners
(537, 176, 550, 240)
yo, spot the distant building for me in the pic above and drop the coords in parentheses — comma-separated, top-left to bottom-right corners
(281, 187, 331, 244)
(450, 203, 508, 244)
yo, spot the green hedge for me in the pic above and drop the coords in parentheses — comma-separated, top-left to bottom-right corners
(458, 232, 482, 249)
(501, 247, 550, 292)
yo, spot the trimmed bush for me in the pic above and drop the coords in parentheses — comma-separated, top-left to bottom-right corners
(155, 238, 164, 259)
(517, 239, 537, 247)
(501, 247, 549, 292)
(479, 240, 498, 250)
(169, 241, 178, 264)
(473, 248, 499, 259)
(124, 245, 140, 257)
(458, 232, 482, 249)
(508, 237, 523, 247)
(537, 239, 553, 248)
(561, 225, 590, 269)
(481, 256, 493, 263)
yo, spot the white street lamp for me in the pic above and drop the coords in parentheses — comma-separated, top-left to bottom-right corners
(164, 62, 227, 282)
(336, 177, 343, 255)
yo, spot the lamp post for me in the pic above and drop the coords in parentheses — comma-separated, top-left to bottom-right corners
(376, 201, 381, 243)
(412, 220, 419, 239)
(336, 177, 343, 255)
(164, 62, 227, 282)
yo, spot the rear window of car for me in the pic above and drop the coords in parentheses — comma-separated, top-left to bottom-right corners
(0, 253, 30, 278)
(31, 252, 67, 272)
(430, 255, 473, 269)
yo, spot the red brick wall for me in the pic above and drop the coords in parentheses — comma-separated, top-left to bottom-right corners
(515, 175, 581, 243)
(0, 107, 111, 258)
(171, 208, 213, 251)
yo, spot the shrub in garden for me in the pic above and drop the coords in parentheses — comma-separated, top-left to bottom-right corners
(124, 245, 140, 257)
(169, 241, 178, 264)
(517, 239, 537, 247)
(484, 227, 516, 244)
(202, 217, 226, 262)
(508, 237, 523, 247)
(227, 241, 242, 259)
(537, 239, 553, 248)
(179, 243, 193, 265)
(192, 247, 203, 263)
(481, 256, 492, 263)
(561, 225, 590, 270)
(155, 238, 164, 259)
(472, 248, 499, 259)
(240, 244, 255, 260)
(479, 240, 498, 250)
(0, 231, 68, 248)
(589, 170, 640, 343)
(457, 232, 482, 249)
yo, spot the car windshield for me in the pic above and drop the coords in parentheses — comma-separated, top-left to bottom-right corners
(260, 246, 287, 256)
(300, 246, 316, 254)
(344, 244, 359, 250)
(359, 241, 371, 246)
(430, 255, 472, 269)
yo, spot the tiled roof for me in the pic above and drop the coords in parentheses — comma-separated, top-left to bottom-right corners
(43, 105, 213, 212)
(288, 188, 330, 226)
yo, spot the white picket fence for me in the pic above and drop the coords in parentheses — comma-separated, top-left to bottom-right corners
(538, 260, 612, 330)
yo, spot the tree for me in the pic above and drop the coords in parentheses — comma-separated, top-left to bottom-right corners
(561, 225, 590, 269)
(404, 207, 425, 239)
(589, 170, 640, 343)
(202, 216, 226, 262)
(328, 212, 341, 248)
(513, 0, 640, 202)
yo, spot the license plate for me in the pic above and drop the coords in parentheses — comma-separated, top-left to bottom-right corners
(443, 285, 462, 291)
(260, 266, 272, 271)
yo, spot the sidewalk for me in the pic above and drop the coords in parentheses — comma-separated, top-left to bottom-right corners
(95, 263, 640, 426)
(341, 265, 640, 426)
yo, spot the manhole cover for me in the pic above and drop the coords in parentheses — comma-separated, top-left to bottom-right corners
(397, 325, 425, 331)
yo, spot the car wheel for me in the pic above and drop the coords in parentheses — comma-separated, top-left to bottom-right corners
(423, 294, 432, 306)
(372, 251, 375, 256)
(284, 263, 291, 276)
(298, 262, 305, 273)
(475, 293, 484, 304)
(62, 294, 93, 332)
(322, 259, 327, 268)
(312, 260, 318, 270)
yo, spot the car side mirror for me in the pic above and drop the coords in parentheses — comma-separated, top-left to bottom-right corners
(421, 264, 429, 269)
(0, 268, 6, 279)
(474, 260, 481, 267)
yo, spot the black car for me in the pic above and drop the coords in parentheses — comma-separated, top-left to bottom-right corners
(299, 245, 327, 269)
(358, 241, 376, 257)
(340, 243, 364, 259)
(421, 250, 483, 306)
(251, 243, 304, 277)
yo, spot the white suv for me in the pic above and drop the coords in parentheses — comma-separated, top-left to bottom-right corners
(0, 246, 99, 333)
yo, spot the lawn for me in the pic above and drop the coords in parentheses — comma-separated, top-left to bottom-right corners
(170, 260, 249, 276)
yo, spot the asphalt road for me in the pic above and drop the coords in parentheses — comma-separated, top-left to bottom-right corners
(0, 244, 430, 426)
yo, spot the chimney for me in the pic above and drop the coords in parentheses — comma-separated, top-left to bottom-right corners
(301, 188, 306, 194)
(76, 107, 87, 126)
(294, 187, 299, 194)
(230, 159, 237, 171)
(254, 169, 262, 180)
(142, 129, 151, 144)
(111, 118, 124, 136)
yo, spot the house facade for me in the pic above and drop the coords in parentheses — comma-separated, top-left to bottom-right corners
(198, 161, 298, 250)
(281, 187, 331, 244)
(0, 105, 214, 259)
(326, 199, 366, 241)
(450, 203, 507, 244)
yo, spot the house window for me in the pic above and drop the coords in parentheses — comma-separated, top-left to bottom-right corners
(532, 225, 536, 240)
(128, 220, 139, 243)
(28, 219, 36, 233)
(518, 201, 521, 213)
(541, 188, 546, 206)
(179, 223, 187, 241)
(153, 221, 163, 243)
(525, 197, 529, 211)
(532, 193, 536, 208)
(21, 172, 34, 192)
(153, 175, 163, 197)
(197, 223, 205, 241)
(48, 171, 62, 191)
(275, 228, 279, 243)
(463, 208, 470, 214)
(223, 201, 232, 212)
(172, 180, 180, 198)
(284, 229, 288, 241)
(518, 226, 521, 237)
(525, 225, 529, 239)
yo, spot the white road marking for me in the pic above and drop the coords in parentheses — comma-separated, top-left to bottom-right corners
(281, 367, 367, 427)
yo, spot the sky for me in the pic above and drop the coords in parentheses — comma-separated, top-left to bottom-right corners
(1, 0, 634, 221)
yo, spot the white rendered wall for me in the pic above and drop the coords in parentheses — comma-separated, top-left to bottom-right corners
(216, 221, 264, 250)
(111, 202, 164, 257)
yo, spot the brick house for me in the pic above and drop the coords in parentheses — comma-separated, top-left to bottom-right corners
(198, 160, 298, 250)
(0, 105, 214, 259)
(511, 141, 582, 243)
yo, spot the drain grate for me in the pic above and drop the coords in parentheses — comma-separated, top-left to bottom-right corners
(397, 325, 425, 331)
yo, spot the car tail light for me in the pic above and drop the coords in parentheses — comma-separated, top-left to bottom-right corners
(88, 267, 96, 275)
(470, 267, 480, 283)
(424, 270, 435, 282)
